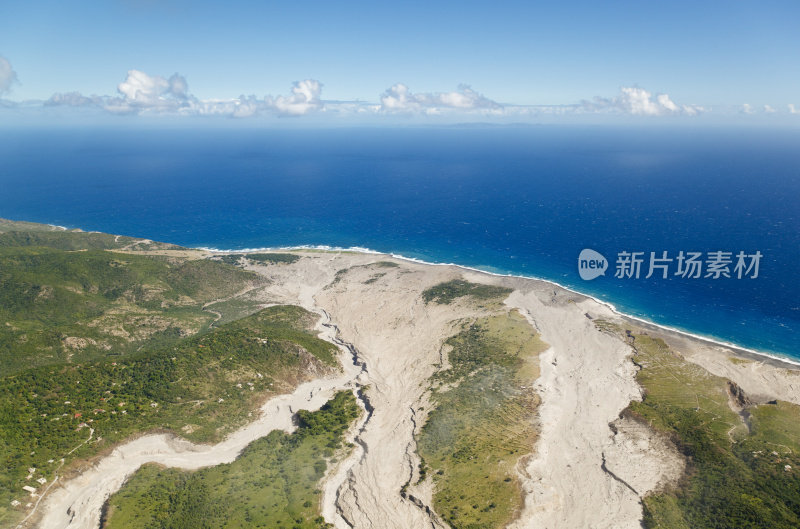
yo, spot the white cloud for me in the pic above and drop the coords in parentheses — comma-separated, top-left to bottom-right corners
(740, 103, 755, 114)
(0, 56, 18, 95)
(380, 84, 418, 112)
(108, 70, 191, 113)
(656, 93, 679, 113)
(763, 104, 776, 114)
(619, 87, 664, 115)
(117, 70, 169, 103)
(380, 84, 501, 114)
(267, 79, 323, 116)
(788, 104, 798, 115)
(583, 87, 702, 116)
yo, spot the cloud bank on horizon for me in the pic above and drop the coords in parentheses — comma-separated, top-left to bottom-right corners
(581, 87, 702, 116)
(379, 83, 503, 115)
(0, 56, 796, 121)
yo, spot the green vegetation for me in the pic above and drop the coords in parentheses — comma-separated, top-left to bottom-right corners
(103, 391, 360, 529)
(627, 334, 745, 441)
(213, 254, 245, 266)
(0, 220, 184, 252)
(422, 279, 512, 306)
(0, 224, 348, 526)
(0, 305, 338, 525)
(246, 253, 301, 265)
(0, 219, 75, 233)
(613, 330, 800, 529)
(728, 356, 754, 366)
(328, 261, 399, 287)
(0, 230, 134, 251)
(0, 242, 259, 376)
(352, 260, 401, 285)
(213, 252, 300, 267)
(417, 311, 546, 529)
(202, 295, 268, 327)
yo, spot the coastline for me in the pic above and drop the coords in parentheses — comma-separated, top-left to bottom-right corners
(199, 243, 800, 370)
(33, 217, 794, 367)
(20, 233, 800, 528)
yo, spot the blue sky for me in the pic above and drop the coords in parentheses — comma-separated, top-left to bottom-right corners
(1, 0, 799, 123)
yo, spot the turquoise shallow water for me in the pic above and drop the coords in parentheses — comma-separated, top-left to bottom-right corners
(0, 126, 797, 358)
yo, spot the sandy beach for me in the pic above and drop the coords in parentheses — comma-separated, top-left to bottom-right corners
(29, 249, 800, 529)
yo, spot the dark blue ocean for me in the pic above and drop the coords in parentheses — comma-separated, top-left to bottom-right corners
(0, 126, 798, 359)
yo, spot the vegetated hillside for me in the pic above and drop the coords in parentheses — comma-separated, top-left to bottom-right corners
(417, 308, 547, 529)
(0, 222, 340, 527)
(0, 225, 260, 376)
(103, 390, 360, 529)
(596, 323, 800, 529)
(0, 219, 183, 251)
(0, 305, 339, 526)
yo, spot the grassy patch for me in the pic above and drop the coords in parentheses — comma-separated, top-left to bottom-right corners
(212, 254, 245, 266)
(593, 318, 623, 334)
(626, 334, 743, 441)
(329, 261, 399, 287)
(612, 329, 800, 529)
(728, 356, 754, 366)
(417, 311, 546, 529)
(103, 391, 360, 529)
(747, 400, 800, 454)
(203, 297, 265, 327)
(0, 306, 338, 524)
(246, 253, 301, 265)
(422, 280, 512, 306)
(362, 273, 385, 284)
(371, 261, 399, 268)
(215, 253, 301, 267)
